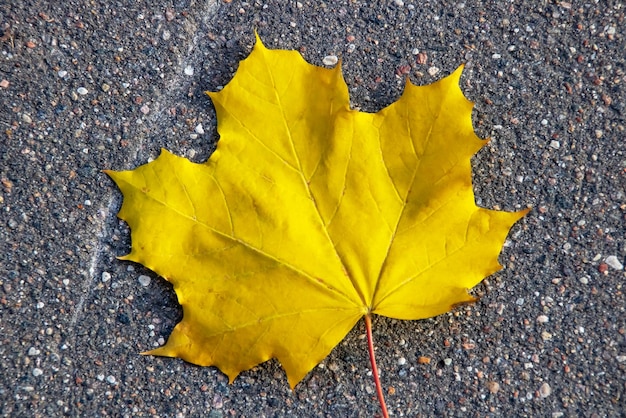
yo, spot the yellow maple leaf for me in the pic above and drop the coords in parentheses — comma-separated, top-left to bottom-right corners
(106, 35, 528, 393)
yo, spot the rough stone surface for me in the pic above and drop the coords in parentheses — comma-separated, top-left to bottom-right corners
(1, 1, 624, 416)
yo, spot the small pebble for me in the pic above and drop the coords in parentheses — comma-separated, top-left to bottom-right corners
(443, 358, 452, 366)
(138, 275, 151, 287)
(418, 356, 431, 364)
(195, 124, 204, 134)
(579, 276, 589, 285)
(537, 315, 549, 324)
(101, 271, 111, 282)
(487, 381, 500, 394)
(140, 105, 150, 115)
(106, 375, 117, 384)
(393, 0, 404, 6)
(397, 357, 406, 366)
(184, 65, 194, 76)
(604, 255, 623, 270)
(213, 393, 223, 409)
(22, 114, 32, 123)
(28, 347, 40, 356)
(57, 70, 67, 78)
(32, 368, 43, 377)
(77, 87, 88, 95)
(428, 66, 440, 76)
(549, 140, 560, 149)
(322, 55, 338, 66)
(539, 382, 552, 398)
(0, 79, 9, 88)
(101, 83, 110, 92)
(541, 331, 553, 341)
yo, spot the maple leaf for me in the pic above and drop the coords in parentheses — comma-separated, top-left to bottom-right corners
(106, 34, 528, 410)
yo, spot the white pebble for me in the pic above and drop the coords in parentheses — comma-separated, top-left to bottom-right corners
(184, 65, 194, 76)
(537, 315, 549, 324)
(579, 276, 589, 285)
(106, 375, 117, 384)
(58, 70, 67, 77)
(77, 87, 88, 95)
(492, 53, 501, 59)
(443, 358, 452, 366)
(195, 123, 205, 134)
(428, 66, 440, 76)
(62, 279, 69, 286)
(549, 140, 560, 149)
(22, 114, 32, 123)
(605, 255, 623, 270)
(97, 374, 105, 381)
(541, 331, 553, 341)
(138, 275, 151, 287)
(393, 0, 404, 6)
(36, 302, 44, 309)
(539, 382, 552, 398)
(322, 55, 338, 66)
(32, 368, 43, 377)
(397, 357, 407, 366)
(28, 347, 40, 356)
(101, 272, 111, 282)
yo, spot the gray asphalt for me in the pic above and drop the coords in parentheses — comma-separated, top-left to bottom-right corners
(1, 1, 624, 416)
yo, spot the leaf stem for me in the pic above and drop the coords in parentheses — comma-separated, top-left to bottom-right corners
(364, 314, 389, 418)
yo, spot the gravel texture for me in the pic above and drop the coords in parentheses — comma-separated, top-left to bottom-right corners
(1, 1, 625, 417)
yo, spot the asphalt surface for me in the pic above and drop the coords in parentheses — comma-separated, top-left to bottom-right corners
(1, 1, 625, 417)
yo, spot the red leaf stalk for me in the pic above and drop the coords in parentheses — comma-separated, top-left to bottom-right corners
(364, 314, 389, 418)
